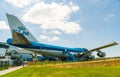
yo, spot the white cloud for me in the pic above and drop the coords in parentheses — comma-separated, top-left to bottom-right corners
(22, 2, 71, 24)
(22, 2, 81, 34)
(69, 1, 79, 12)
(41, 30, 61, 35)
(52, 30, 62, 35)
(5, 0, 31, 8)
(41, 21, 81, 34)
(40, 35, 59, 42)
(0, 21, 9, 29)
(108, 14, 115, 18)
(104, 13, 115, 21)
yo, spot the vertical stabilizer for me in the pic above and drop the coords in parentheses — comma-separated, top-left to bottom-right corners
(6, 13, 37, 42)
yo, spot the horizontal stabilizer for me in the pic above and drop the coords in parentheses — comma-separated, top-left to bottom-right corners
(0, 42, 9, 48)
(12, 32, 32, 45)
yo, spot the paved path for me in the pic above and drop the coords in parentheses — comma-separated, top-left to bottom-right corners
(0, 66, 23, 76)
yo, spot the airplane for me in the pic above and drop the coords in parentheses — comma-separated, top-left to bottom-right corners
(4, 13, 118, 61)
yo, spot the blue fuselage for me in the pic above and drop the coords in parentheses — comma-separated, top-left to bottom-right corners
(7, 38, 87, 58)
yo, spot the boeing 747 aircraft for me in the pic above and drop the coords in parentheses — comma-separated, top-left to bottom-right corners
(4, 13, 118, 61)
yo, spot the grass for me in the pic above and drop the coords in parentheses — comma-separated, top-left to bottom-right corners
(1, 59, 120, 77)
(0, 67, 9, 71)
(0, 68, 6, 71)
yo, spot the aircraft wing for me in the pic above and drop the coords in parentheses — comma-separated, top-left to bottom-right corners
(76, 42, 118, 57)
(12, 32, 32, 45)
(89, 42, 118, 52)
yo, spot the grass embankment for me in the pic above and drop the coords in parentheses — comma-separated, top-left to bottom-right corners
(1, 59, 120, 77)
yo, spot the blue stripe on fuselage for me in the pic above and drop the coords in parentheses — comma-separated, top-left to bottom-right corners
(7, 38, 87, 53)
(11, 41, 87, 53)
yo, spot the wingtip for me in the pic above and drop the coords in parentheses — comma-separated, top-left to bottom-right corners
(113, 41, 118, 45)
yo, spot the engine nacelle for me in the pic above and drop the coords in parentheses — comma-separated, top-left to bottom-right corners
(97, 51, 106, 57)
(89, 55, 95, 59)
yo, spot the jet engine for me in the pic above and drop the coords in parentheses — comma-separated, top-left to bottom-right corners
(97, 50, 106, 57)
(89, 55, 95, 59)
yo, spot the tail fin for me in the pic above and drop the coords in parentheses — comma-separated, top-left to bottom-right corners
(6, 13, 37, 42)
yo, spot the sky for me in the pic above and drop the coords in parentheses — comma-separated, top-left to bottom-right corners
(0, 0, 120, 57)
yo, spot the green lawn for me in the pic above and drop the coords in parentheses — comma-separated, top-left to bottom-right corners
(0, 67, 8, 71)
(1, 60, 120, 77)
(1, 66, 120, 77)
